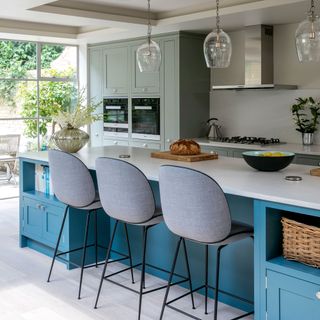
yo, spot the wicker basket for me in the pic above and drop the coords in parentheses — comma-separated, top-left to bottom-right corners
(282, 217, 320, 268)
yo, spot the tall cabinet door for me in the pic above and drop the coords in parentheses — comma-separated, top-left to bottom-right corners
(131, 44, 160, 95)
(89, 48, 103, 147)
(267, 270, 320, 320)
(103, 46, 128, 96)
(163, 38, 179, 150)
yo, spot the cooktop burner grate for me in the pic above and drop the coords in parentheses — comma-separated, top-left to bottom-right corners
(213, 136, 284, 145)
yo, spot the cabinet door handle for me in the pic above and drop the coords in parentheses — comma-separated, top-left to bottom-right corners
(143, 143, 148, 148)
(112, 88, 118, 93)
(36, 203, 41, 209)
(95, 133, 99, 137)
(166, 139, 171, 143)
(316, 291, 320, 300)
(113, 141, 118, 145)
(142, 88, 147, 92)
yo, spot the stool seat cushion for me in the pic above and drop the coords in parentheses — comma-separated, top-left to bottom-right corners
(134, 207, 163, 226)
(210, 221, 253, 246)
(71, 193, 102, 211)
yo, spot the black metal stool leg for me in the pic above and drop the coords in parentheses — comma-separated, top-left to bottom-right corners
(78, 210, 92, 299)
(47, 205, 69, 283)
(214, 245, 225, 320)
(94, 220, 119, 309)
(124, 223, 135, 284)
(205, 244, 209, 315)
(159, 237, 182, 320)
(95, 210, 98, 268)
(138, 226, 149, 320)
(182, 239, 195, 310)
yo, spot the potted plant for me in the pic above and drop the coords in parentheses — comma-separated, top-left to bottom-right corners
(291, 97, 320, 145)
(52, 90, 102, 153)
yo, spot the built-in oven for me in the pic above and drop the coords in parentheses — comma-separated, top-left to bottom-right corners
(132, 98, 160, 140)
(103, 98, 128, 138)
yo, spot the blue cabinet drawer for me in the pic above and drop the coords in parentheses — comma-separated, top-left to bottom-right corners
(267, 270, 320, 320)
(22, 196, 66, 248)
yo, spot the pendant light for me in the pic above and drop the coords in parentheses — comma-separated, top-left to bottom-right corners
(296, 0, 320, 62)
(203, 0, 232, 68)
(136, 0, 161, 72)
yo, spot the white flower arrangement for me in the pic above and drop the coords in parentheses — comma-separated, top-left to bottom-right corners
(53, 89, 102, 129)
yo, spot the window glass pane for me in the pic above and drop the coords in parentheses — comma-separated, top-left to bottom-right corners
(0, 41, 36, 79)
(41, 44, 77, 79)
(0, 80, 37, 119)
(0, 119, 37, 152)
(39, 81, 77, 115)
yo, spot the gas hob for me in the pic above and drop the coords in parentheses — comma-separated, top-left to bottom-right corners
(210, 136, 284, 145)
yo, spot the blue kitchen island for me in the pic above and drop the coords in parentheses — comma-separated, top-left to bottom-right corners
(19, 146, 320, 319)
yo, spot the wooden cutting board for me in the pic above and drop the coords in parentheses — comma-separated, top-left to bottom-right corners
(310, 168, 320, 176)
(150, 151, 218, 162)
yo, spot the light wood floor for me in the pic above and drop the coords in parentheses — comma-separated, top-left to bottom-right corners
(0, 198, 253, 320)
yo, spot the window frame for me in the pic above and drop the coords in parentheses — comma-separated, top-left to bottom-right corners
(0, 39, 79, 150)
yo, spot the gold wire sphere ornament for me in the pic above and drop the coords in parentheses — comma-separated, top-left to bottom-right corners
(296, 0, 320, 62)
(203, 0, 232, 68)
(136, 0, 161, 72)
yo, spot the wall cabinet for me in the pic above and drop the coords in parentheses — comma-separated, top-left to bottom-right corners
(131, 43, 160, 95)
(267, 270, 320, 320)
(103, 46, 128, 96)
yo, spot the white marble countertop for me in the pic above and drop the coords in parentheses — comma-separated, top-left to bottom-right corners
(19, 146, 320, 210)
(195, 138, 320, 156)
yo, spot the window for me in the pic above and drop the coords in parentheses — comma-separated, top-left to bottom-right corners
(0, 40, 78, 152)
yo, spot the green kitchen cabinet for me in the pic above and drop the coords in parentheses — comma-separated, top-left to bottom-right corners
(89, 48, 103, 147)
(103, 46, 128, 96)
(131, 43, 160, 95)
(162, 33, 210, 150)
(294, 155, 320, 166)
(88, 32, 210, 150)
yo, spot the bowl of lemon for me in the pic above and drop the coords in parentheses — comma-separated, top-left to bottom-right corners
(242, 151, 295, 172)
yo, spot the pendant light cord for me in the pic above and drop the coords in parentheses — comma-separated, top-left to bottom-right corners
(216, 0, 221, 33)
(147, 0, 152, 45)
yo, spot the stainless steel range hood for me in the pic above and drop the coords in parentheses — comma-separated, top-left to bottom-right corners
(211, 25, 297, 90)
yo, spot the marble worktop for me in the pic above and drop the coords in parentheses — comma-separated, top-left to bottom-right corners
(19, 146, 320, 210)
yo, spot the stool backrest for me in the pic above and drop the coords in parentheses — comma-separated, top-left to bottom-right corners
(159, 165, 231, 243)
(96, 157, 155, 224)
(48, 150, 96, 208)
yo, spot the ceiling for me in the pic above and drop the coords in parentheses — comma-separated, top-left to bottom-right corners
(0, 0, 314, 43)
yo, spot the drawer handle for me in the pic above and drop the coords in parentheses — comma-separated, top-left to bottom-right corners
(142, 88, 147, 92)
(143, 143, 148, 147)
(112, 88, 118, 93)
(36, 203, 42, 209)
(166, 139, 171, 143)
(316, 291, 320, 300)
(113, 141, 118, 145)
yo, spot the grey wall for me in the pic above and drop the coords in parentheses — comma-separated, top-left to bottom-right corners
(210, 23, 320, 144)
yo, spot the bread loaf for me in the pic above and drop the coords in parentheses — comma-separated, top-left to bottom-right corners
(170, 139, 201, 155)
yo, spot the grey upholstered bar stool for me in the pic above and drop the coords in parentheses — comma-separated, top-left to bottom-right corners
(48, 150, 133, 300)
(159, 165, 254, 320)
(94, 157, 194, 320)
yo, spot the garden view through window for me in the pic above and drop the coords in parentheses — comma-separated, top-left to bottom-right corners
(0, 40, 78, 152)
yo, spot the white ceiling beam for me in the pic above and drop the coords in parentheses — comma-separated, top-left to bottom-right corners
(30, 4, 156, 28)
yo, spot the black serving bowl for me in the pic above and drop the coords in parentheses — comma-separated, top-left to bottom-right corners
(242, 151, 295, 172)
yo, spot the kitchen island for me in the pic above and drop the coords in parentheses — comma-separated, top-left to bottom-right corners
(19, 146, 320, 320)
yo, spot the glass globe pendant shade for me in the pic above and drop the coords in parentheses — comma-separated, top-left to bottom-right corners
(296, 15, 320, 62)
(136, 39, 161, 72)
(204, 29, 232, 68)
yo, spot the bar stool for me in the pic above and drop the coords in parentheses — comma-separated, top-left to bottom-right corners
(94, 157, 194, 320)
(159, 165, 254, 320)
(47, 150, 133, 300)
